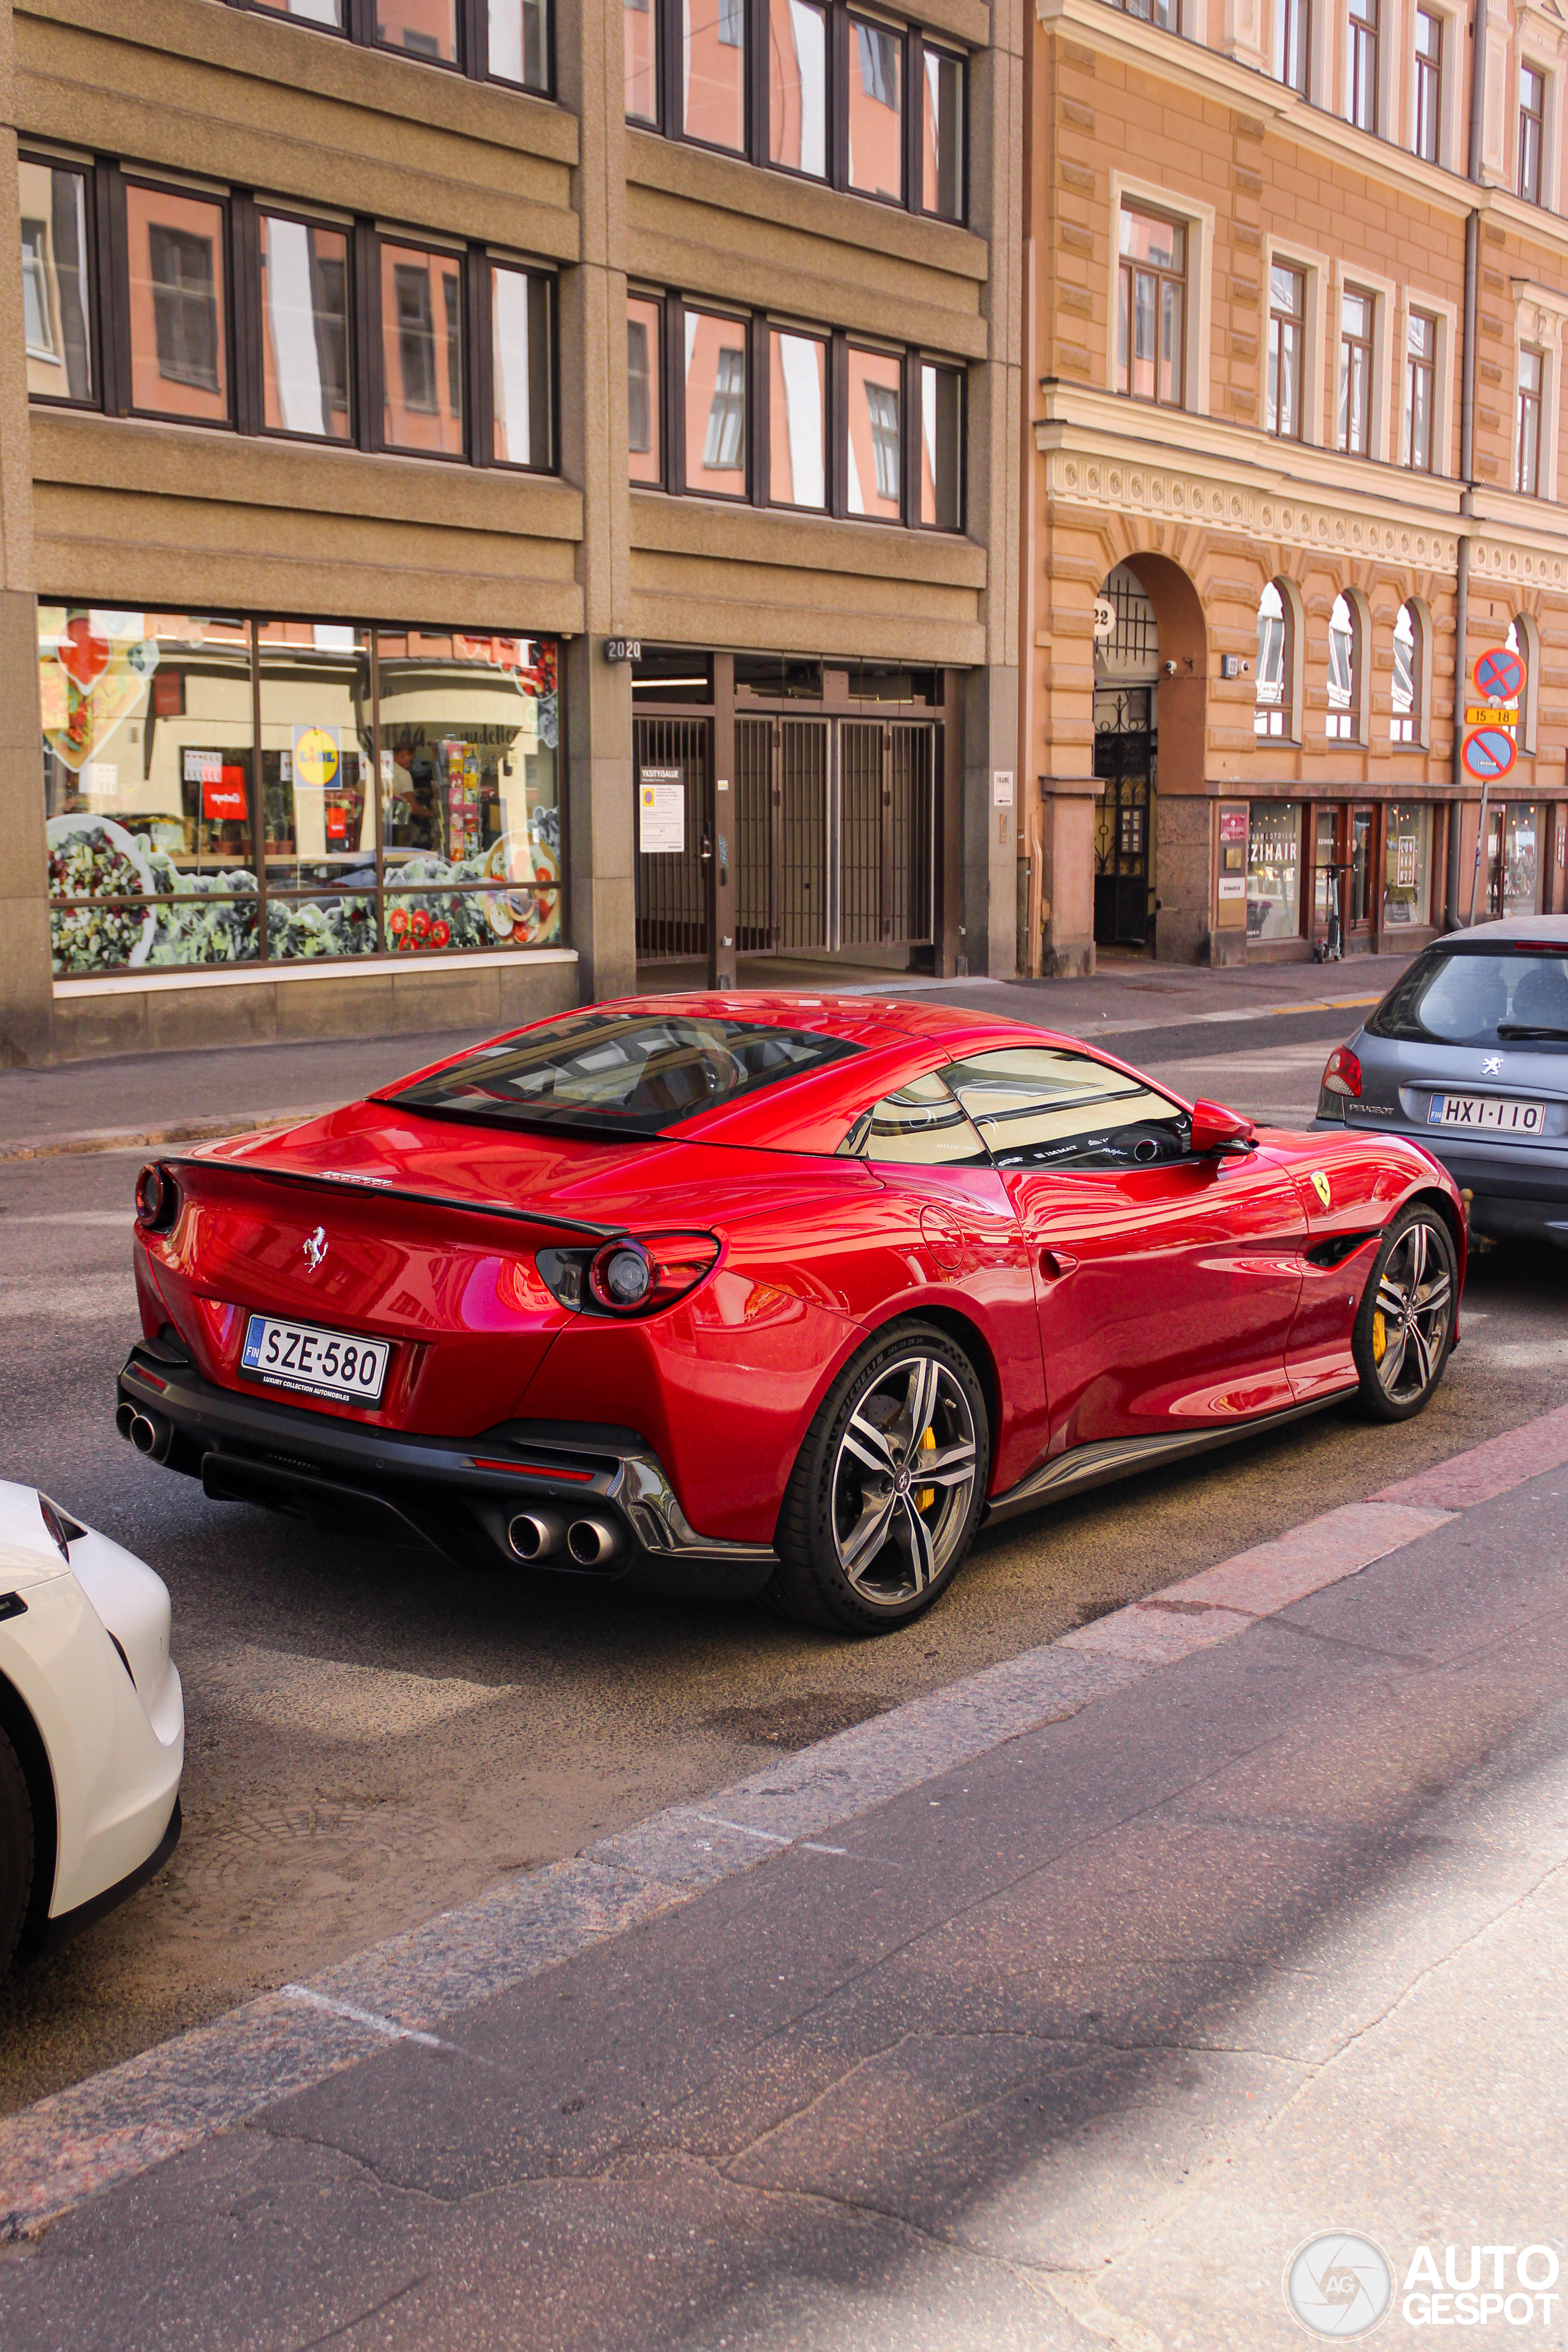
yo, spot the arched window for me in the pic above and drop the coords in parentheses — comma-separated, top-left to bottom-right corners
(1506, 613, 1540, 751)
(1327, 591, 1360, 739)
(1255, 581, 1289, 737)
(1391, 600, 1421, 743)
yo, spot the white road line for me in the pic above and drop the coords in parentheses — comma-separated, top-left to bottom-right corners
(279, 1985, 448, 2049)
(692, 1811, 849, 1857)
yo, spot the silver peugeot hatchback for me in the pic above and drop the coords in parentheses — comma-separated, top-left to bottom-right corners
(1313, 914, 1568, 1250)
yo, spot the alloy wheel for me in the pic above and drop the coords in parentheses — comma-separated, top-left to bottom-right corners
(1371, 1218, 1453, 1403)
(830, 1352, 979, 1608)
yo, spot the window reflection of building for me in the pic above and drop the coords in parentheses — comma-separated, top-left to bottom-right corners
(126, 186, 228, 421)
(850, 17, 903, 198)
(260, 215, 351, 440)
(768, 0, 827, 176)
(1326, 592, 1359, 739)
(381, 243, 464, 454)
(375, 0, 459, 63)
(1383, 804, 1431, 925)
(919, 363, 962, 527)
(625, 0, 657, 119)
(684, 311, 747, 494)
(627, 296, 662, 481)
(19, 162, 94, 404)
(770, 330, 826, 508)
(684, 0, 746, 152)
(848, 347, 901, 518)
(1246, 802, 1302, 940)
(1254, 582, 1287, 736)
(921, 48, 964, 219)
(491, 266, 553, 469)
(1391, 602, 1420, 743)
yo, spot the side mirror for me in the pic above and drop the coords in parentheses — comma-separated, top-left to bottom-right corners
(1189, 1097, 1257, 1155)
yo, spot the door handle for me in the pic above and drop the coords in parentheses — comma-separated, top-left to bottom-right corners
(1039, 1248, 1078, 1280)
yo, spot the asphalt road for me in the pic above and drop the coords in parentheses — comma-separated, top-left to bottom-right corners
(1, 1005, 1564, 2114)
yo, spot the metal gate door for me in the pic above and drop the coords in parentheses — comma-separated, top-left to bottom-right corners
(635, 715, 709, 962)
(735, 718, 829, 953)
(839, 721, 934, 949)
(1093, 704, 1153, 949)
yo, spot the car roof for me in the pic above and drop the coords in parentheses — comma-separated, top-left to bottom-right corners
(1442, 915, 1568, 943)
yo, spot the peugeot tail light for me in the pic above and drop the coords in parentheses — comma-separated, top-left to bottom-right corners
(1321, 1046, 1362, 1099)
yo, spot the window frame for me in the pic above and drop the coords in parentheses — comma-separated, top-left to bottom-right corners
(1390, 598, 1425, 747)
(1519, 62, 1546, 206)
(224, 0, 557, 102)
(1274, 0, 1310, 95)
(1345, 0, 1379, 134)
(1402, 305, 1437, 472)
(1338, 282, 1376, 458)
(120, 173, 236, 431)
(1515, 344, 1545, 497)
(1254, 579, 1294, 741)
(17, 151, 102, 413)
(1325, 590, 1364, 744)
(254, 201, 357, 450)
(484, 257, 558, 473)
(627, 287, 666, 486)
(1412, 4, 1442, 164)
(1116, 203, 1188, 413)
(1267, 261, 1305, 440)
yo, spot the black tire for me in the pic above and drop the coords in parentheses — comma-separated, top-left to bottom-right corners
(0, 1725, 34, 1976)
(1352, 1202, 1458, 1423)
(764, 1321, 991, 1635)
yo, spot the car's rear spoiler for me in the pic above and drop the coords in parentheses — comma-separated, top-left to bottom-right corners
(155, 1154, 620, 1242)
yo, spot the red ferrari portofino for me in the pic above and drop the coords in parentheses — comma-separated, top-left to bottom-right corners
(118, 997, 1464, 1631)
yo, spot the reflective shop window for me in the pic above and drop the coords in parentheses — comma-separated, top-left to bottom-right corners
(839, 1071, 987, 1165)
(251, 0, 345, 20)
(769, 0, 829, 176)
(40, 608, 259, 974)
(375, 0, 459, 64)
(848, 345, 901, 519)
(488, 0, 550, 88)
(946, 1048, 1187, 1169)
(684, 0, 747, 152)
(627, 294, 662, 482)
(257, 622, 377, 957)
(126, 185, 229, 424)
(19, 160, 93, 405)
(849, 17, 903, 198)
(1383, 804, 1431, 929)
(1246, 801, 1302, 941)
(685, 310, 748, 496)
(260, 213, 351, 441)
(921, 47, 964, 221)
(919, 362, 962, 528)
(491, 265, 553, 469)
(377, 633, 560, 952)
(625, 0, 658, 121)
(769, 328, 827, 509)
(1498, 801, 1540, 918)
(382, 243, 464, 456)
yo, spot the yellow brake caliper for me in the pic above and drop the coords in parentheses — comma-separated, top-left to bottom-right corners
(918, 1423, 937, 1512)
(1372, 1308, 1387, 1363)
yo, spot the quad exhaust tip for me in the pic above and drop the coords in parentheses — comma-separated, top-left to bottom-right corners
(567, 1515, 622, 1567)
(123, 1408, 173, 1463)
(508, 1509, 565, 1561)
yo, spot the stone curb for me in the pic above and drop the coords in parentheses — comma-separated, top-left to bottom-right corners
(0, 1109, 334, 1164)
(5, 1403, 1567, 2241)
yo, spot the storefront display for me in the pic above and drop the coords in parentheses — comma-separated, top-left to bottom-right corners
(1246, 801, 1302, 940)
(40, 608, 562, 974)
(1382, 804, 1431, 928)
(1499, 802, 1540, 918)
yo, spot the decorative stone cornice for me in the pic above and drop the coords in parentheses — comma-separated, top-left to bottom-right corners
(1045, 450, 1460, 571)
(1469, 538, 1568, 589)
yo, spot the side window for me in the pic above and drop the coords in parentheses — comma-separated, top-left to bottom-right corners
(839, 1071, 988, 1165)
(944, 1047, 1188, 1170)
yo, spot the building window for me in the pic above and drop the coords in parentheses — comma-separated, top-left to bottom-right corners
(1273, 0, 1309, 92)
(126, 186, 229, 423)
(685, 310, 748, 494)
(850, 345, 902, 517)
(921, 47, 965, 220)
(1247, 802, 1303, 940)
(1267, 263, 1305, 439)
(41, 608, 562, 974)
(627, 294, 662, 481)
(1414, 7, 1442, 162)
(260, 213, 350, 442)
(1402, 309, 1436, 470)
(919, 360, 963, 528)
(1117, 208, 1186, 410)
(1326, 591, 1360, 739)
(236, 0, 552, 91)
(1391, 600, 1421, 742)
(1519, 65, 1545, 205)
(1516, 347, 1544, 495)
(850, 18, 904, 199)
(1346, 0, 1378, 132)
(491, 263, 554, 471)
(769, 0, 828, 177)
(769, 328, 827, 509)
(1338, 287, 1374, 455)
(628, 1, 964, 224)
(382, 244, 464, 454)
(1112, 0, 1174, 21)
(18, 159, 94, 405)
(1383, 804, 1432, 926)
(1254, 581, 1290, 737)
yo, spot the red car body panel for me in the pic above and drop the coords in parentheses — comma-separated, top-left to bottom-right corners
(125, 995, 1466, 1564)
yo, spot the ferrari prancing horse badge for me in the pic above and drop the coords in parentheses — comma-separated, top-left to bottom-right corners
(1310, 1171, 1332, 1210)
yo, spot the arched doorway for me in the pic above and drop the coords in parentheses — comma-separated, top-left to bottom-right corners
(1092, 562, 1158, 949)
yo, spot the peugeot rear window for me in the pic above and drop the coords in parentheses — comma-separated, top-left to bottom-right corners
(390, 1011, 860, 1136)
(1367, 944, 1568, 1050)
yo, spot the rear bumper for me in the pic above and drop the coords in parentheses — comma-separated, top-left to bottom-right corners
(1311, 1116, 1568, 1245)
(117, 1343, 777, 1599)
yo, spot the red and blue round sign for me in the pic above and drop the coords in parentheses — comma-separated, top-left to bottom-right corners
(1474, 645, 1525, 701)
(1461, 726, 1518, 782)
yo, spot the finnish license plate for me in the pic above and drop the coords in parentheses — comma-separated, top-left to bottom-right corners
(241, 1314, 389, 1403)
(1428, 1093, 1546, 1134)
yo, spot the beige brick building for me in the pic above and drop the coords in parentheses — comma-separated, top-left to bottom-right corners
(1023, 0, 1568, 973)
(0, 0, 1020, 1062)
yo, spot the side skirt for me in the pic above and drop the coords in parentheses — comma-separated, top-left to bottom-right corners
(982, 1389, 1360, 1526)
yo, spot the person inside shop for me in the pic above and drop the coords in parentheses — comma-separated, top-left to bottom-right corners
(386, 741, 440, 852)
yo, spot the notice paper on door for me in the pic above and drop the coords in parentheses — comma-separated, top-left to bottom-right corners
(639, 771, 685, 854)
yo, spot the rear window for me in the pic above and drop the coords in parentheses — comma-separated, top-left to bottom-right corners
(390, 1011, 859, 1137)
(1368, 945, 1568, 1050)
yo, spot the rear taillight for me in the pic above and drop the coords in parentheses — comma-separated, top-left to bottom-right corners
(135, 1162, 181, 1233)
(537, 1232, 720, 1317)
(1321, 1046, 1362, 1099)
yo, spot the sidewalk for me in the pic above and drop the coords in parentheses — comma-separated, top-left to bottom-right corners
(0, 952, 1417, 1160)
(2, 1409, 1566, 2348)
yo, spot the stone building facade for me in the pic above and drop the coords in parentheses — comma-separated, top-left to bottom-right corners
(1022, 0, 1568, 971)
